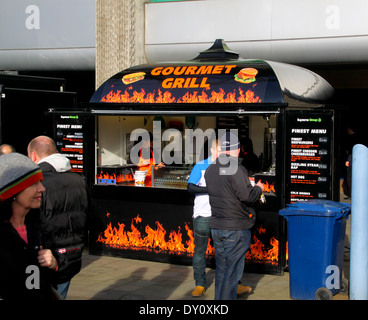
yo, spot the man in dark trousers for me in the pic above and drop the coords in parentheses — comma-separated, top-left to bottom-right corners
(28, 136, 88, 299)
(205, 132, 264, 300)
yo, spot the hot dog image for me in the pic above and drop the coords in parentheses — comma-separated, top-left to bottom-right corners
(122, 72, 146, 85)
(234, 68, 258, 84)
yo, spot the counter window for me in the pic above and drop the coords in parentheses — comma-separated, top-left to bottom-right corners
(95, 115, 277, 195)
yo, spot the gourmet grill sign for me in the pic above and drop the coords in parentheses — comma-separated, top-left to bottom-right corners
(149, 65, 237, 89)
(90, 61, 284, 104)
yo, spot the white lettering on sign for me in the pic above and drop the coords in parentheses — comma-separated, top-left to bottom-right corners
(25, 5, 40, 30)
(325, 5, 340, 30)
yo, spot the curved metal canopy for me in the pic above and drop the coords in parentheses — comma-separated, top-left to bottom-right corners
(90, 40, 334, 111)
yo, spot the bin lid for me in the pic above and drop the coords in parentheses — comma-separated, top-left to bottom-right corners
(279, 200, 351, 217)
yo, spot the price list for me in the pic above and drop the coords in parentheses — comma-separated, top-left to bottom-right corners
(55, 115, 84, 173)
(285, 111, 333, 203)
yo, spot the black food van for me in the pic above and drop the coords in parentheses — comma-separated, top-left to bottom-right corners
(50, 40, 340, 275)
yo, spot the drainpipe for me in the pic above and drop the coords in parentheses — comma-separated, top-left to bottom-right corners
(350, 144, 368, 299)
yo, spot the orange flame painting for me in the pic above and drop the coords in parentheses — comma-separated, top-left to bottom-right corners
(100, 87, 262, 104)
(261, 181, 276, 193)
(97, 214, 279, 264)
(96, 171, 134, 184)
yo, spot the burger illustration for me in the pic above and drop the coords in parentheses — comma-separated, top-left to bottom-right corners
(122, 72, 146, 85)
(234, 68, 258, 84)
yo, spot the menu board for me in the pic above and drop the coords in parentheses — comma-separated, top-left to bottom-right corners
(285, 111, 333, 203)
(55, 114, 84, 173)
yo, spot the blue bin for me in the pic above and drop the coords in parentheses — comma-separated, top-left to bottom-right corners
(279, 200, 350, 300)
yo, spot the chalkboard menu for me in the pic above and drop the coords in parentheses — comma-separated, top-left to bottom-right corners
(55, 114, 84, 173)
(285, 110, 333, 203)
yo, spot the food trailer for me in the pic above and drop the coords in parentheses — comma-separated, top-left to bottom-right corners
(51, 40, 340, 275)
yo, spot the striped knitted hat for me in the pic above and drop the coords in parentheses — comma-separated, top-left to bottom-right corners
(0, 153, 43, 201)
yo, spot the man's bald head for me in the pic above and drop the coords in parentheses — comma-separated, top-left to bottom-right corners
(28, 136, 58, 164)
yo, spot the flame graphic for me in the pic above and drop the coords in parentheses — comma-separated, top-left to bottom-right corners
(100, 88, 262, 104)
(245, 227, 279, 265)
(96, 214, 209, 255)
(261, 181, 276, 193)
(250, 177, 276, 194)
(97, 214, 279, 264)
(96, 171, 134, 184)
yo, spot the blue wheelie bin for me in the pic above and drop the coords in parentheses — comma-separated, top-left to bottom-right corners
(279, 200, 350, 300)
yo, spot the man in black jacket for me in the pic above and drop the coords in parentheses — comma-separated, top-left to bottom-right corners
(205, 132, 264, 300)
(28, 136, 88, 299)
